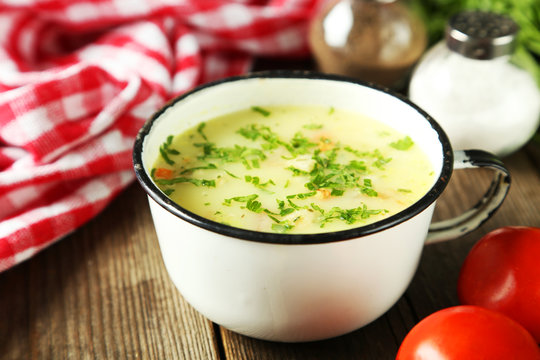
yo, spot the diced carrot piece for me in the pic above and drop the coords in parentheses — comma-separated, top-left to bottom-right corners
(154, 168, 173, 179)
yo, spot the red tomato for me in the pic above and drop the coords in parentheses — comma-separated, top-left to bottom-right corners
(396, 306, 540, 360)
(458, 226, 540, 343)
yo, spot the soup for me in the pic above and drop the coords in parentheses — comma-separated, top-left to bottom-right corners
(150, 105, 435, 234)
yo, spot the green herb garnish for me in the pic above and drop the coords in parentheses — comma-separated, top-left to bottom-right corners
(223, 194, 263, 213)
(373, 152, 392, 169)
(303, 123, 323, 130)
(390, 136, 414, 151)
(245, 175, 276, 190)
(330, 189, 344, 196)
(271, 222, 295, 233)
(197, 123, 208, 141)
(180, 163, 217, 174)
(267, 215, 296, 233)
(246, 199, 263, 213)
(282, 132, 317, 156)
(196, 142, 267, 169)
(398, 188, 412, 193)
(159, 147, 174, 165)
(155, 177, 215, 187)
(251, 106, 271, 117)
(163, 188, 175, 196)
(225, 170, 239, 178)
(311, 203, 388, 228)
(159, 135, 180, 165)
(286, 166, 309, 176)
(287, 191, 317, 200)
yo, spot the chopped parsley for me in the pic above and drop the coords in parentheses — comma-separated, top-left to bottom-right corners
(251, 106, 271, 117)
(303, 123, 323, 130)
(159, 135, 180, 165)
(197, 123, 208, 141)
(195, 142, 267, 169)
(271, 220, 295, 233)
(237, 124, 316, 157)
(311, 203, 388, 228)
(223, 194, 263, 213)
(155, 177, 215, 187)
(180, 163, 217, 174)
(163, 188, 175, 196)
(286, 166, 309, 176)
(390, 136, 414, 150)
(225, 170, 239, 178)
(286, 191, 317, 200)
(245, 175, 276, 189)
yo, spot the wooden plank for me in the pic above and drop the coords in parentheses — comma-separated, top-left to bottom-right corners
(0, 184, 220, 360)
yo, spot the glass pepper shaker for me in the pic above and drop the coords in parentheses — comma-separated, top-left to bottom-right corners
(409, 10, 540, 157)
(308, 0, 427, 90)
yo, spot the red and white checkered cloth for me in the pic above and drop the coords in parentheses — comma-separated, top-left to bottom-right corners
(0, 0, 319, 272)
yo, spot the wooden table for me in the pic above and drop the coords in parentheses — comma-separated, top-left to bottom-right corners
(2, 66, 540, 359)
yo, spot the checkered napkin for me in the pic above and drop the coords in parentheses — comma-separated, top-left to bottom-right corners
(0, 0, 318, 272)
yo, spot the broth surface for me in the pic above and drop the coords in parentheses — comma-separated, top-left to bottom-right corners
(151, 105, 435, 234)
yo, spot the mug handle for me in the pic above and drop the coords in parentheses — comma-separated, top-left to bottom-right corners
(425, 150, 511, 245)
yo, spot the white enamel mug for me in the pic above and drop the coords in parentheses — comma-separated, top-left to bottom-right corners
(133, 71, 510, 342)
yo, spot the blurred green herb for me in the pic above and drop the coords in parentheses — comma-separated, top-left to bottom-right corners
(251, 106, 271, 117)
(390, 136, 414, 150)
(159, 135, 180, 165)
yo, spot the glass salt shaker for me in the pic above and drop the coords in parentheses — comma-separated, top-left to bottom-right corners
(409, 10, 540, 157)
(309, 0, 427, 90)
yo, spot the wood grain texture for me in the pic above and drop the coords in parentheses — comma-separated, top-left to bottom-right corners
(1, 133, 539, 358)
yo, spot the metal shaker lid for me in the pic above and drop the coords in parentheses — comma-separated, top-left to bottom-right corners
(445, 10, 519, 60)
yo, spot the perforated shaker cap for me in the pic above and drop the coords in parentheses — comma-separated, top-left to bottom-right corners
(445, 11, 519, 60)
